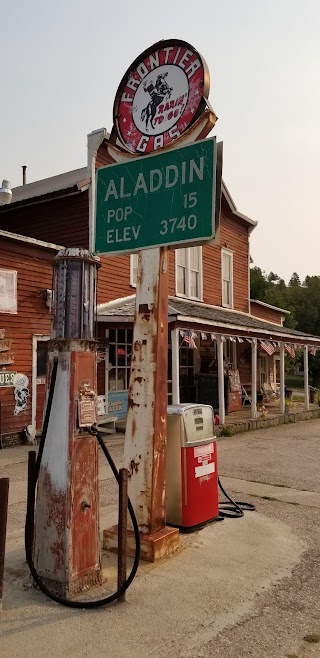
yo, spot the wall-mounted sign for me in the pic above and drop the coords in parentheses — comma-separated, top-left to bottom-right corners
(0, 352, 15, 365)
(0, 371, 16, 387)
(78, 398, 97, 427)
(0, 269, 17, 314)
(113, 39, 209, 155)
(0, 338, 12, 352)
(95, 137, 216, 255)
(13, 373, 29, 415)
(108, 391, 128, 419)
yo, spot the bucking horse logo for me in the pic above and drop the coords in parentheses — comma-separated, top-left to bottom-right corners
(141, 73, 173, 132)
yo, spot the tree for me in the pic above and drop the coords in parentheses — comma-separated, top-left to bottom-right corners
(309, 353, 320, 388)
(250, 267, 268, 300)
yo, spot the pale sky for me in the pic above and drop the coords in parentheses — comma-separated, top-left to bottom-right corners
(1, 0, 319, 282)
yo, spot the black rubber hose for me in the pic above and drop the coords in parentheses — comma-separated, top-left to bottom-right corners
(218, 476, 255, 518)
(25, 359, 140, 608)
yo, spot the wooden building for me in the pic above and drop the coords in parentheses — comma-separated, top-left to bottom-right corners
(0, 231, 62, 445)
(1, 128, 319, 444)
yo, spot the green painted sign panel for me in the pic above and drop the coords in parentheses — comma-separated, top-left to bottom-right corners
(95, 137, 216, 255)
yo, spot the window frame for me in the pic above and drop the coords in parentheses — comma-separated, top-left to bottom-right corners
(221, 248, 234, 308)
(108, 328, 133, 392)
(175, 246, 203, 301)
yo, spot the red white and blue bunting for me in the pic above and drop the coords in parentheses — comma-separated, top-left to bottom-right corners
(178, 330, 319, 354)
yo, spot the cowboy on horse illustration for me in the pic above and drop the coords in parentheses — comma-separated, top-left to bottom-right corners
(140, 72, 173, 132)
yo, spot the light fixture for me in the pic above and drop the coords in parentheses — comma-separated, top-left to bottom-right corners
(0, 180, 12, 205)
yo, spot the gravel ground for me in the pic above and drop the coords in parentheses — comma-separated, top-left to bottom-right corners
(1, 420, 320, 657)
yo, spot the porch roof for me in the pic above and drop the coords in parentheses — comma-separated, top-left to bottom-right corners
(97, 295, 320, 345)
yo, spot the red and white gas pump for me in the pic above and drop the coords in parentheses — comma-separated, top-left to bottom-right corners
(33, 248, 101, 597)
(166, 403, 219, 529)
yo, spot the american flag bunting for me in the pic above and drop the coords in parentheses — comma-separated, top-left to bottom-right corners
(182, 331, 198, 349)
(260, 340, 275, 356)
(285, 344, 295, 358)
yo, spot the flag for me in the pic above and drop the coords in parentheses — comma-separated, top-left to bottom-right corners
(210, 333, 216, 341)
(182, 331, 197, 349)
(201, 332, 207, 340)
(285, 344, 295, 358)
(310, 345, 317, 356)
(260, 340, 275, 356)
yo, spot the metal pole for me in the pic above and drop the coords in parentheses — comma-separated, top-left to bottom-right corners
(171, 328, 180, 405)
(279, 343, 285, 414)
(117, 468, 128, 603)
(304, 345, 310, 411)
(251, 339, 258, 418)
(27, 451, 37, 554)
(216, 335, 225, 424)
(0, 400, 3, 450)
(0, 478, 9, 610)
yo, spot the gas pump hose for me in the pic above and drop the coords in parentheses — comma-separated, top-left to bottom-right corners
(25, 359, 141, 608)
(218, 476, 255, 518)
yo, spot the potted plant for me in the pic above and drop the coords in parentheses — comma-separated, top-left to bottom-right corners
(259, 405, 268, 418)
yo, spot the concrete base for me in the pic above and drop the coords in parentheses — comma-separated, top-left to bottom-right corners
(103, 525, 179, 563)
(38, 568, 102, 598)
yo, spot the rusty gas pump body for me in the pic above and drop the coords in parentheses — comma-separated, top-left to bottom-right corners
(33, 248, 101, 597)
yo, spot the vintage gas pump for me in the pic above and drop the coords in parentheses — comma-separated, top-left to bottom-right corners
(33, 248, 102, 597)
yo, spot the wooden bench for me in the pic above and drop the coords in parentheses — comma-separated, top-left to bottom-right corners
(97, 396, 118, 434)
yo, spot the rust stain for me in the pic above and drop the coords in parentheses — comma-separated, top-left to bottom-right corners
(128, 459, 140, 478)
(134, 340, 142, 352)
(128, 398, 141, 410)
(37, 469, 67, 575)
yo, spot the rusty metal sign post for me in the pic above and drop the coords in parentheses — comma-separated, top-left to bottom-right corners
(100, 39, 218, 561)
(0, 477, 9, 610)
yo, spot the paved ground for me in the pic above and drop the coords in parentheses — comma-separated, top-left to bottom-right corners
(1, 420, 320, 657)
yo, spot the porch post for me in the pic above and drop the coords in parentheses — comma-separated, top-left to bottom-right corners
(304, 345, 310, 411)
(279, 342, 285, 414)
(216, 335, 225, 424)
(251, 338, 258, 418)
(171, 328, 180, 405)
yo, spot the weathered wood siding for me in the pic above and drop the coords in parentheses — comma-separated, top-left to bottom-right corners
(250, 302, 284, 326)
(96, 142, 114, 169)
(169, 208, 250, 312)
(0, 193, 89, 248)
(0, 238, 56, 443)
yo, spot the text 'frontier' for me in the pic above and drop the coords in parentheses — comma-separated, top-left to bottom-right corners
(94, 137, 216, 256)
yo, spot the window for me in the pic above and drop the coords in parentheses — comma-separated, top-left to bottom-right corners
(259, 355, 268, 388)
(37, 341, 49, 378)
(108, 329, 133, 391)
(176, 246, 202, 300)
(0, 269, 17, 314)
(130, 254, 139, 287)
(221, 249, 233, 308)
(224, 338, 237, 370)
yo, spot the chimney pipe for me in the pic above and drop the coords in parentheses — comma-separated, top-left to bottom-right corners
(22, 165, 27, 185)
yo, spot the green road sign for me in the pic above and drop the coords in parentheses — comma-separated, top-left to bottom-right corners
(95, 137, 216, 255)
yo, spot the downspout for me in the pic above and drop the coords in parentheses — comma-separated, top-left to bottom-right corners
(87, 128, 109, 252)
(247, 224, 255, 316)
